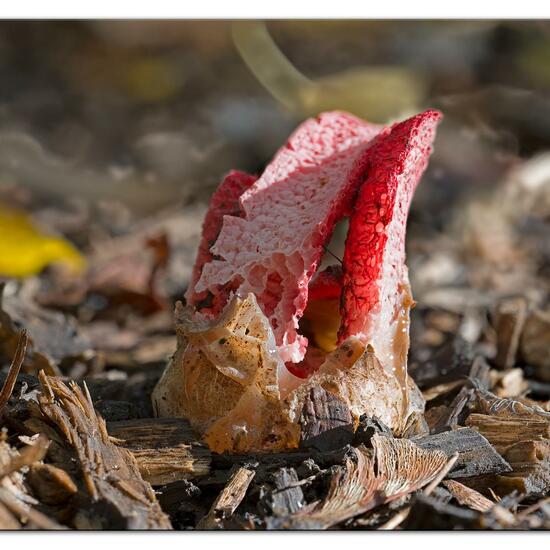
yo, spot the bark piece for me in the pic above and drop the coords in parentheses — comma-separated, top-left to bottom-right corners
(0, 434, 49, 479)
(432, 356, 491, 432)
(262, 467, 305, 518)
(0, 435, 61, 530)
(0, 487, 64, 530)
(95, 400, 139, 422)
(422, 379, 464, 402)
(470, 383, 550, 421)
(493, 368, 528, 399)
(107, 418, 211, 484)
(209, 446, 350, 479)
(412, 427, 512, 478)
(154, 479, 205, 528)
(299, 386, 353, 451)
(352, 415, 393, 447)
(35, 371, 171, 529)
(403, 493, 481, 530)
(466, 413, 550, 454)
(462, 440, 550, 499)
(196, 465, 255, 529)
(498, 440, 550, 497)
(521, 309, 550, 380)
(412, 336, 475, 391)
(493, 297, 528, 369)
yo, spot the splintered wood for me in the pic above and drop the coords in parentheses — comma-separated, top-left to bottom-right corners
(35, 371, 171, 529)
(107, 418, 211, 484)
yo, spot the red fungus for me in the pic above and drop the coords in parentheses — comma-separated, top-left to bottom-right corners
(155, 109, 441, 453)
(192, 112, 381, 363)
(188, 110, 441, 372)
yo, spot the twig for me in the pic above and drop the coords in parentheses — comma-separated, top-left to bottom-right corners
(516, 497, 550, 521)
(0, 330, 28, 416)
(379, 507, 410, 531)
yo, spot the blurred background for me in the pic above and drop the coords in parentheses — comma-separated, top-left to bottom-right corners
(0, 21, 548, 396)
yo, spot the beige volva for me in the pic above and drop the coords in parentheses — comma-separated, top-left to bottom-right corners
(152, 293, 425, 454)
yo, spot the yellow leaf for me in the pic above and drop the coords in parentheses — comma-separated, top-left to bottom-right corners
(0, 205, 85, 277)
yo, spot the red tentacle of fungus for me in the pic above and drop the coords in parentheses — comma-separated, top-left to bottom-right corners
(186, 170, 257, 315)
(340, 109, 442, 388)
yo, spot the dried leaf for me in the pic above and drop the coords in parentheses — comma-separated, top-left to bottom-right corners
(0, 283, 92, 375)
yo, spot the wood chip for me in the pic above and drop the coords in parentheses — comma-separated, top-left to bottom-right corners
(499, 440, 550, 497)
(0, 434, 49, 479)
(0, 486, 65, 530)
(413, 427, 511, 478)
(403, 493, 480, 530)
(262, 467, 305, 518)
(466, 414, 550, 453)
(494, 297, 527, 370)
(27, 463, 78, 506)
(521, 309, 550, 380)
(443, 479, 494, 512)
(422, 379, 464, 402)
(107, 418, 211, 484)
(197, 465, 255, 529)
(432, 356, 491, 431)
